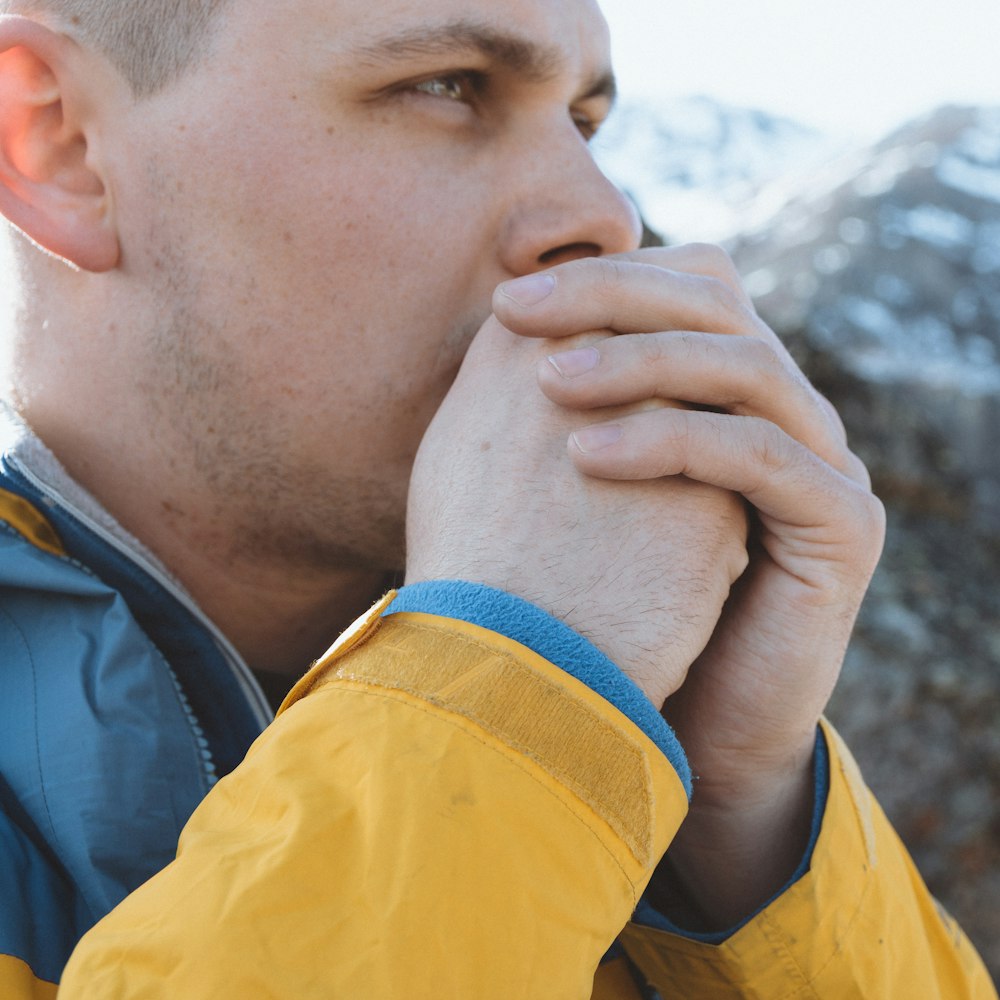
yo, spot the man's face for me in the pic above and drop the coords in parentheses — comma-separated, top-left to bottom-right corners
(110, 0, 639, 570)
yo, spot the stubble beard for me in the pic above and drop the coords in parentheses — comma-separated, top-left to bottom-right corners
(140, 272, 412, 579)
(136, 164, 487, 579)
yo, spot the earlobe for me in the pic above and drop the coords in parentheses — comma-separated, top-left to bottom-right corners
(0, 15, 119, 272)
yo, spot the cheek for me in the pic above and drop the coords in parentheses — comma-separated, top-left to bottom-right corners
(128, 118, 493, 439)
(229, 165, 466, 330)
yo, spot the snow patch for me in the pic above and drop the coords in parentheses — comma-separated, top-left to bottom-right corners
(911, 141, 941, 169)
(744, 268, 778, 298)
(957, 126, 1000, 166)
(951, 289, 981, 327)
(841, 297, 902, 341)
(874, 274, 915, 307)
(834, 298, 1000, 393)
(853, 148, 912, 198)
(848, 352, 1000, 395)
(814, 244, 852, 274)
(881, 203, 976, 249)
(839, 217, 871, 245)
(936, 154, 1000, 205)
(592, 96, 847, 241)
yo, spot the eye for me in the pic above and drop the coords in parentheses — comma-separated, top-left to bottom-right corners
(570, 111, 604, 142)
(411, 72, 483, 103)
(572, 111, 599, 142)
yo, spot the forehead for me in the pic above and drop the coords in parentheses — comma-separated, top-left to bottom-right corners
(225, 0, 613, 77)
(347, 0, 611, 41)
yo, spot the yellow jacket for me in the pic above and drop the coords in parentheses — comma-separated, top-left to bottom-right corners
(35, 599, 989, 998)
(2, 415, 994, 997)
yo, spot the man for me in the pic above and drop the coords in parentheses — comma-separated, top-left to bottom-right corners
(0, 0, 993, 996)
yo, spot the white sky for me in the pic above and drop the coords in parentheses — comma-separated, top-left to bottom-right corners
(598, 0, 1000, 139)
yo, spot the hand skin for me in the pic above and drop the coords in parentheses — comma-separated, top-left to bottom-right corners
(405, 316, 751, 709)
(482, 243, 887, 930)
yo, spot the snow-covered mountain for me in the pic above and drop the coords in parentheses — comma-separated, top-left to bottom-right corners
(592, 94, 849, 242)
(598, 99, 1000, 982)
(731, 105, 1000, 393)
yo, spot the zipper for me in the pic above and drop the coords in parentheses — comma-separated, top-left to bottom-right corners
(6, 454, 273, 731)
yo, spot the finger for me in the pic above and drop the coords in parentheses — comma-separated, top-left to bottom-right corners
(493, 251, 763, 342)
(612, 243, 755, 307)
(815, 389, 849, 443)
(538, 330, 859, 479)
(567, 408, 885, 581)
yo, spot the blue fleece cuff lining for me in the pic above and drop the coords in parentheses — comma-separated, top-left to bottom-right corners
(633, 727, 831, 944)
(388, 580, 692, 797)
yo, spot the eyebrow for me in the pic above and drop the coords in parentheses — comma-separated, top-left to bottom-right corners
(353, 19, 617, 103)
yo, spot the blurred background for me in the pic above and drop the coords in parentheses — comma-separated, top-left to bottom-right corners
(596, 0, 1000, 980)
(0, 0, 995, 982)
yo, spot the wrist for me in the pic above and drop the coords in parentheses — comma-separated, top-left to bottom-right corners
(652, 743, 816, 931)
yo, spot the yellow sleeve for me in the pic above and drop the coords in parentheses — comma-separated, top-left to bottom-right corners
(619, 720, 997, 999)
(0, 956, 58, 1000)
(59, 604, 688, 999)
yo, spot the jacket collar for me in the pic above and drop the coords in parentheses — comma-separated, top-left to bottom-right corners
(0, 403, 272, 774)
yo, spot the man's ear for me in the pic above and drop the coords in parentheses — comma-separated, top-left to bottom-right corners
(0, 15, 119, 272)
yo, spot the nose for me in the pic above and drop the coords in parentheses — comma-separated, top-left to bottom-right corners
(498, 136, 643, 276)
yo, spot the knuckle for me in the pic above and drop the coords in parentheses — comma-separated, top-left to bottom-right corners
(739, 417, 793, 484)
(676, 329, 709, 367)
(593, 256, 632, 294)
(633, 331, 672, 368)
(856, 488, 887, 538)
(686, 241, 735, 272)
(818, 393, 850, 442)
(739, 334, 780, 372)
(827, 470, 884, 526)
(839, 488, 887, 572)
(642, 408, 692, 468)
(756, 423, 795, 474)
(686, 243, 748, 293)
(814, 386, 837, 411)
(842, 450, 873, 489)
(761, 344, 817, 402)
(696, 274, 754, 325)
(698, 273, 733, 302)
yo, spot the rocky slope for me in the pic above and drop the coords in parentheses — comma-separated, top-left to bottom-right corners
(610, 100, 1000, 980)
(730, 105, 1000, 978)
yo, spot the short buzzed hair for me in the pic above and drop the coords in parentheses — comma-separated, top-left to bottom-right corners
(1, 0, 231, 96)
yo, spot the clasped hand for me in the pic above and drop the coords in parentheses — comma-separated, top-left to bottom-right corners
(406, 244, 885, 925)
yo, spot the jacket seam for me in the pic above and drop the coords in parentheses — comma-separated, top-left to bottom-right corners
(0, 605, 101, 924)
(787, 866, 874, 991)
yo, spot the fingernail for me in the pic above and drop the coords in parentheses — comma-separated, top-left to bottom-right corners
(548, 347, 600, 379)
(572, 424, 623, 452)
(499, 273, 556, 307)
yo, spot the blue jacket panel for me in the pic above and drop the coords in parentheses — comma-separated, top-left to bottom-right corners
(0, 459, 270, 983)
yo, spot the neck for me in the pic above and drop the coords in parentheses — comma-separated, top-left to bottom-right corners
(14, 319, 399, 678)
(183, 552, 390, 677)
(17, 402, 392, 677)
(117, 488, 392, 676)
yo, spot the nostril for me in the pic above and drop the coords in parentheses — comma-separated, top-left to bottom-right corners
(538, 242, 602, 266)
